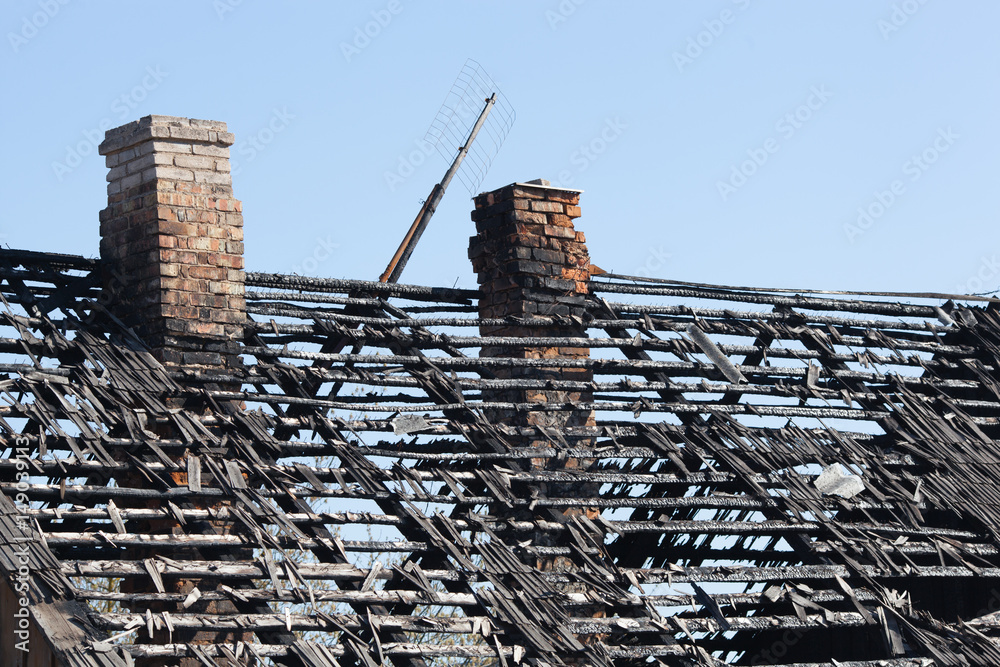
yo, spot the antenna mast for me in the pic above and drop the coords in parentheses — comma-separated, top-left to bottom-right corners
(379, 60, 514, 284)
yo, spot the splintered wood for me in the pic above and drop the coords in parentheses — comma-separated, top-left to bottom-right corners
(2, 249, 1000, 665)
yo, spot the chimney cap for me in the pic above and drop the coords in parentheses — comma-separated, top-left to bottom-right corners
(515, 180, 584, 194)
(99, 115, 234, 156)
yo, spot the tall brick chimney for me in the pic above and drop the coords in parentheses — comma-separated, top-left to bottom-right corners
(469, 179, 594, 447)
(469, 179, 598, 625)
(98, 115, 245, 371)
(98, 116, 247, 666)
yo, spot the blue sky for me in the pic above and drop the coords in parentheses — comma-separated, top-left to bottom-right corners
(2, 1, 997, 294)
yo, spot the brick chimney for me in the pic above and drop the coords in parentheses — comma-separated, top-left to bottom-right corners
(98, 115, 244, 371)
(468, 179, 594, 447)
(98, 116, 247, 666)
(470, 179, 599, 625)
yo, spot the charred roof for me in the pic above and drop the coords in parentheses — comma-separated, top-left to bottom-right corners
(2, 246, 1000, 666)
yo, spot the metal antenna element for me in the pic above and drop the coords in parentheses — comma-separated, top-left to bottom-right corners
(379, 60, 514, 284)
(425, 59, 516, 196)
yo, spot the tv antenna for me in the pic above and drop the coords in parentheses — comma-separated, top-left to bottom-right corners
(380, 59, 515, 283)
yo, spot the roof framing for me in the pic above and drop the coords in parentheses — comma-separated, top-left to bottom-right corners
(2, 248, 1000, 665)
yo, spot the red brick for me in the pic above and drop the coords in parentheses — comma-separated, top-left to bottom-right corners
(187, 237, 221, 252)
(158, 221, 198, 237)
(544, 190, 580, 204)
(530, 200, 564, 214)
(186, 209, 218, 224)
(189, 321, 225, 337)
(162, 305, 199, 320)
(187, 266, 227, 280)
(159, 249, 200, 265)
(157, 206, 178, 222)
(543, 225, 576, 239)
(505, 210, 547, 225)
(158, 277, 201, 293)
(210, 254, 244, 269)
(561, 267, 589, 281)
(212, 309, 245, 324)
(471, 199, 516, 222)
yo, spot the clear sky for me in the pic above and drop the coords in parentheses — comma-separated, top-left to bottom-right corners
(2, 1, 997, 295)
